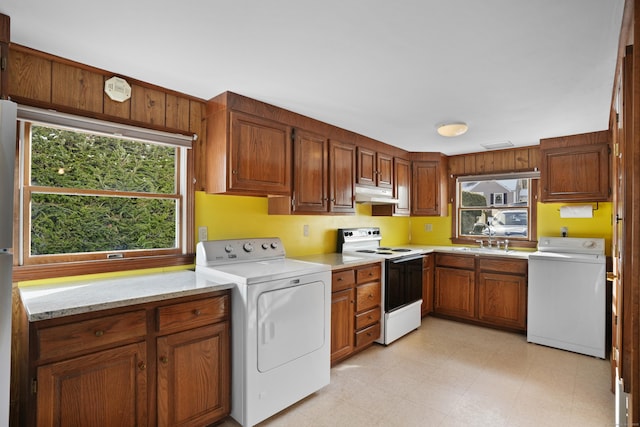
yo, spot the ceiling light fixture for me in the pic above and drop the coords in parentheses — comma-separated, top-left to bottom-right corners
(437, 122, 468, 137)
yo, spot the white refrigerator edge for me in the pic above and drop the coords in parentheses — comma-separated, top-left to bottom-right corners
(0, 99, 17, 427)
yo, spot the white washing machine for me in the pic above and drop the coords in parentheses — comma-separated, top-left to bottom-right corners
(527, 236, 606, 358)
(196, 238, 331, 427)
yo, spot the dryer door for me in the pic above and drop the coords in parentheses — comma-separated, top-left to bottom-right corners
(256, 280, 326, 372)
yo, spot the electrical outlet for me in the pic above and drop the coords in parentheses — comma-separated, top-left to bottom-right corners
(424, 223, 433, 232)
(303, 224, 309, 237)
(198, 226, 208, 242)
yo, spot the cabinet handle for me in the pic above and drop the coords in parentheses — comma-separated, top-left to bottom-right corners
(160, 356, 169, 364)
(232, 169, 238, 175)
(138, 361, 146, 371)
(193, 309, 201, 316)
(368, 293, 374, 299)
(331, 198, 336, 202)
(337, 277, 343, 281)
(94, 330, 104, 337)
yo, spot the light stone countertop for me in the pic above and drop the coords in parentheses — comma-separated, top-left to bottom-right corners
(293, 245, 531, 270)
(19, 270, 234, 322)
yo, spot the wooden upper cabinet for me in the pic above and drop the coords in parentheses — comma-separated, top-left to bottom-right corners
(291, 133, 355, 214)
(328, 139, 356, 214)
(357, 147, 393, 189)
(411, 155, 448, 216)
(206, 108, 291, 196)
(372, 157, 410, 216)
(540, 130, 611, 202)
(293, 129, 328, 212)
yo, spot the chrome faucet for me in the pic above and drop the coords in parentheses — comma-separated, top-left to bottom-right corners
(486, 221, 494, 248)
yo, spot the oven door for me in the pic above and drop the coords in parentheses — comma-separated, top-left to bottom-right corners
(385, 255, 423, 312)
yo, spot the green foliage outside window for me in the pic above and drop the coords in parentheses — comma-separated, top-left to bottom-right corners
(29, 125, 178, 256)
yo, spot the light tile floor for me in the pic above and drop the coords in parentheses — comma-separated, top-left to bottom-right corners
(217, 317, 614, 427)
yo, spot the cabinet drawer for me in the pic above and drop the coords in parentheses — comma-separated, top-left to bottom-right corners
(356, 282, 381, 312)
(356, 263, 381, 283)
(355, 307, 381, 330)
(332, 269, 356, 292)
(355, 322, 380, 348)
(436, 253, 475, 269)
(37, 310, 147, 361)
(157, 295, 229, 334)
(478, 258, 527, 275)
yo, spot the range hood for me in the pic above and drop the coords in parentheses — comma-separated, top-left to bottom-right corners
(354, 185, 399, 205)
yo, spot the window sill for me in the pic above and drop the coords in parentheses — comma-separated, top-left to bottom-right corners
(12, 254, 195, 282)
(450, 237, 537, 249)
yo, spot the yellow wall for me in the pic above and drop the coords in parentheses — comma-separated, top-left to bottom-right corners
(536, 202, 612, 255)
(195, 191, 411, 256)
(196, 194, 614, 255)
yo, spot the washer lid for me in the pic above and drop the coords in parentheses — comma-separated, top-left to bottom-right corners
(537, 236, 605, 255)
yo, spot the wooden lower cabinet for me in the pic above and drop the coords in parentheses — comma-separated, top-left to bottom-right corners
(157, 323, 230, 427)
(331, 262, 381, 365)
(330, 288, 355, 364)
(18, 291, 231, 427)
(37, 342, 148, 427)
(421, 253, 435, 316)
(434, 253, 528, 332)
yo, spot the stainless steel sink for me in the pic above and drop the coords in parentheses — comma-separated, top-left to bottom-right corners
(451, 246, 514, 255)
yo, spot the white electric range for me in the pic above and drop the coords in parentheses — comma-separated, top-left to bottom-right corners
(337, 227, 425, 345)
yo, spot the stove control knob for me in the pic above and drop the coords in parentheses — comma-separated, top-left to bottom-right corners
(271, 242, 279, 249)
(243, 243, 254, 252)
(261, 243, 269, 250)
(224, 245, 233, 253)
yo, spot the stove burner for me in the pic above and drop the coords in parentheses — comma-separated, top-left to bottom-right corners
(392, 248, 412, 252)
(377, 251, 393, 255)
(356, 249, 377, 253)
(378, 247, 392, 250)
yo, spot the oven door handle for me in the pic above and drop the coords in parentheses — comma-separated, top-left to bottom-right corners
(390, 254, 424, 264)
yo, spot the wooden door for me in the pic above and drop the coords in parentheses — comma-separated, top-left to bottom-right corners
(293, 129, 328, 213)
(37, 342, 148, 427)
(356, 147, 376, 186)
(156, 323, 230, 427)
(376, 152, 393, 188)
(477, 272, 526, 330)
(229, 111, 291, 195)
(421, 254, 434, 316)
(331, 288, 354, 365)
(329, 140, 356, 213)
(412, 160, 441, 216)
(434, 267, 475, 319)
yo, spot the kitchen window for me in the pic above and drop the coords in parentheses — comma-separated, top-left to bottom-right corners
(16, 107, 192, 270)
(453, 172, 538, 247)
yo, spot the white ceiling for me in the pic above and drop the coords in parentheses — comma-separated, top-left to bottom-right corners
(1, 0, 626, 155)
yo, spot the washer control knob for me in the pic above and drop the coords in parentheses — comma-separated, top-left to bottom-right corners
(261, 243, 269, 250)
(243, 243, 253, 252)
(271, 242, 279, 249)
(224, 245, 233, 253)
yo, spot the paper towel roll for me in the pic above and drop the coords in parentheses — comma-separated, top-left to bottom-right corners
(559, 205, 593, 218)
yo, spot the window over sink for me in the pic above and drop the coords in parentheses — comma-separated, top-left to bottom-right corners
(453, 172, 538, 248)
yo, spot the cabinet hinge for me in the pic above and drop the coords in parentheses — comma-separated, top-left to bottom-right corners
(0, 56, 6, 71)
(616, 112, 619, 124)
(291, 128, 296, 142)
(31, 379, 37, 395)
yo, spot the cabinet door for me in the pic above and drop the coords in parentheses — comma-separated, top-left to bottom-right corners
(376, 152, 393, 189)
(422, 254, 435, 316)
(540, 143, 610, 202)
(356, 147, 377, 186)
(331, 288, 355, 365)
(293, 129, 328, 213)
(229, 111, 291, 195)
(157, 322, 230, 427)
(329, 140, 356, 213)
(412, 160, 446, 216)
(434, 267, 475, 319)
(394, 157, 411, 215)
(37, 342, 147, 427)
(478, 272, 526, 330)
